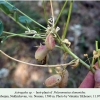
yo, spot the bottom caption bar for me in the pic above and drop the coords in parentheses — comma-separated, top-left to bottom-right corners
(0, 88, 100, 100)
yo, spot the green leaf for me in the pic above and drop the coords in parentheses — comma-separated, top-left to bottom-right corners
(18, 16, 32, 24)
(0, 21, 4, 36)
(0, 1, 17, 14)
(0, 4, 11, 14)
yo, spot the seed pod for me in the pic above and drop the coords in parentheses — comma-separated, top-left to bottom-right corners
(58, 70, 69, 88)
(35, 45, 48, 61)
(45, 74, 62, 88)
(45, 33, 55, 50)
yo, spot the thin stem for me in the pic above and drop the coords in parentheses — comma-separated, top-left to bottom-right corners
(91, 57, 95, 66)
(50, 0, 54, 26)
(62, 44, 95, 73)
(0, 8, 27, 30)
(54, 0, 68, 26)
(50, 0, 54, 18)
(0, 50, 75, 68)
(18, 9, 46, 29)
(7, 34, 45, 39)
(55, 45, 64, 50)
(3, 31, 45, 39)
(10, 16, 27, 30)
(42, 0, 48, 23)
(86, 56, 91, 65)
(3, 31, 45, 35)
(96, 41, 98, 51)
(96, 41, 100, 67)
(90, 57, 96, 73)
(3, 31, 23, 35)
(6, 1, 46, 30)
(55, 34, 95, 73)
(62, 1, 73, 40)
(0, 0, 96, 74)
(85, 57, 93, 63)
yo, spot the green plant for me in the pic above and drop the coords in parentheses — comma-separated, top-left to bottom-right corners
(0, 0, 100, 88)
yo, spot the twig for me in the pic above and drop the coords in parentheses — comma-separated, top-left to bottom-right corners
(50, 0, 54, 26)
(50, 0, 54, 18)
(55, 0, 68, 26)
(3, 31, 45, 39)
(0, 50, 75, 68)
(0, 8, 27, 30)
(62, 1, 73, 39)
(5, 1, 46, 30)
(42, 0, 48, 23)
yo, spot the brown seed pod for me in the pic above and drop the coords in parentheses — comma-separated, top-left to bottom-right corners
(45, 33, 55, 50)
(45, 74, 62, 88)
(58, 70, 69, 88)
(35, 45, 48, 61)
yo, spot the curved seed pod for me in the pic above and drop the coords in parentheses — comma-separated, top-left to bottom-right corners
(45, 74, 62, 88)
(45, 33, 55, 50)
(58, 70, 69, 88)
(35, 45, 48, 61)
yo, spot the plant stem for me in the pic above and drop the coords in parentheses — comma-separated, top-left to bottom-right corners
(0, 50, 76, 68)
(9, 15, 27, 30)
(3, 31, 45, 39)
(3, 31, 46, 35)
(3, 31, 22, 35)
(55, 33, 95, 73)
(1, 0, 96, 73)
(6, 1, 46, 30)
(62, 1, 73, 40)
(18, 9, 46, 29)
(91, 57, 95, 67)
(3, 31, 45, 35)
(7, 34, 45, 39)
(0, 8, 27, 30)
(96, 41, 100, 67)
(62, 44, 95, 73)
(96, 41, 98, 50)
(42, 0, 48, 23)
(55, 45, 64, 50)
(50, 0, 54, 18)
(54, 0, 68, 26)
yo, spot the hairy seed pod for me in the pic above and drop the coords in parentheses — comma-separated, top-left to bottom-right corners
(58, 70, 69, 88)
(45, 33, 55, 50)
(35, 45, 48, 61)
(45, 74, 62, 87)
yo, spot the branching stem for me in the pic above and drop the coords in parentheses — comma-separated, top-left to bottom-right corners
(0, 50, 75, 68)
(6, 1, 46, 30)
(55, 0, 68, 26)
(0, 8, 27, 30)
(3, 31, 45, 39)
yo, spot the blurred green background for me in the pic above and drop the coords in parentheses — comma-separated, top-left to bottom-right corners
(0, 1, 100, 88)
